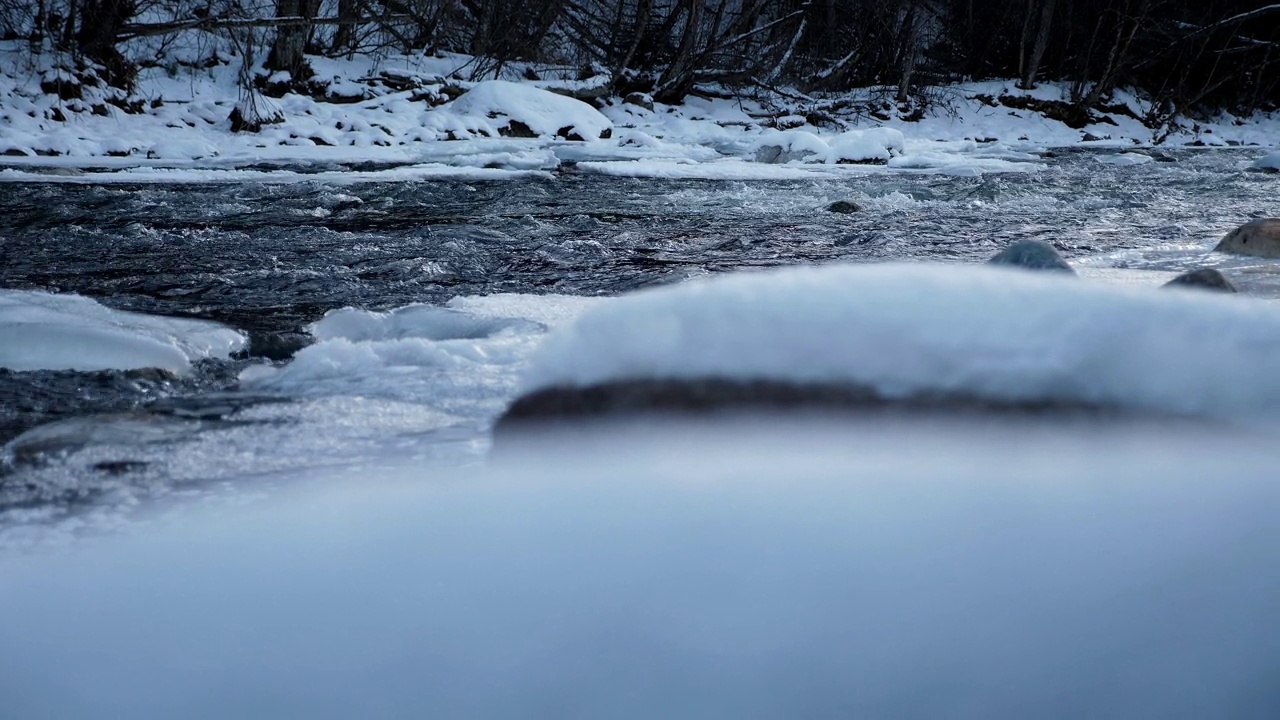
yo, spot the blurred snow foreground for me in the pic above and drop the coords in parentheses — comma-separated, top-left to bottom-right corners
(2, 423, 1280, 717)
(501, 262, 1280, 428)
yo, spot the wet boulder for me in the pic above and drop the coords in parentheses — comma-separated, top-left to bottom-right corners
(827, 200, 861, 214)
(1162, 268, 1237, 293)
(1214, 219, 1280, 259)
(987, 240, 1075, 274)
(494, 377, 1114, 438)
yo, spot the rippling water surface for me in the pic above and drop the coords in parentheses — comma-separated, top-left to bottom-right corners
(1, 149, 1276, 539)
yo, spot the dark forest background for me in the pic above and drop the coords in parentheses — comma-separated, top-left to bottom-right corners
(3, 0, 1279, 124)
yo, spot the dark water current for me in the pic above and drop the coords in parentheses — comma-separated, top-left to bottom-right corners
(0, 149, 1276, 494)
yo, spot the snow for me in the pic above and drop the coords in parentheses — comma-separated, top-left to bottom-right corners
(0, 290, 245, 373)
(424, 80, 613, 141)
(1, 43, 1275, 180)
(522, 263, 1280, 423)
(2, 422, 1280, 716)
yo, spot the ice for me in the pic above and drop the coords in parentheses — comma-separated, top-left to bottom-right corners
(242, 294, 599, 415)
(1096, 152, 1154, 166)
(1, 422, 1279, 716)
(522, 263, 1280, 422)
(310, 304, 541, 343)
(0, 290, 245, 373)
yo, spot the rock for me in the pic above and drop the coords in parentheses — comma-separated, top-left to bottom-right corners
(1214, 218, 1280, 259)
(827, 200, 861, 214)
(987, 240, 1075, 274)
(1162, 268, 1237, 293)
(493, 378, 1127, 438)
(1082, 132, 1104, 142)
(622, 92, 654, 112)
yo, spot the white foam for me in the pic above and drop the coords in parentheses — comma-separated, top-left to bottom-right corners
(0, 290, 245, 373)
(522, 263, 1280, 422)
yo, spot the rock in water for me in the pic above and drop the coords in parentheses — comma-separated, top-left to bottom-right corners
(827, 200, 861, 214)
(1214, 219, 1280, 259)
(1162, 268, 1237, 293)
(987, 240, 1075, 273)
(494, 377, 1123, 438)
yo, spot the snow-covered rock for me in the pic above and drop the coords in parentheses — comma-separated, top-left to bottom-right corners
(753, 127, 904, 165)
(753, 129, 828, 163)
(0, 290, 245, 373)
(425, 80, 612, 141)
(516, 263, 1280, 423)
(827, 127, 905, 163)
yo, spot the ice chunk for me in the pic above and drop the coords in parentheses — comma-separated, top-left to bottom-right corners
(1096, 152, 1154, 166)
(1253, 150, 1280, 172)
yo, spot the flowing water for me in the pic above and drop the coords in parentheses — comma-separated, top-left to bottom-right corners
(1, 149, 1277, 540)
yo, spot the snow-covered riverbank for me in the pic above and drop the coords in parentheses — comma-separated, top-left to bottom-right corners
(4, 42, 1279, 183)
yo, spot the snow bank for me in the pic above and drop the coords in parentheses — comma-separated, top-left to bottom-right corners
(425, 80, 612, 141)
(522, 263, 1280, 422)
(0, 290, 245, 373)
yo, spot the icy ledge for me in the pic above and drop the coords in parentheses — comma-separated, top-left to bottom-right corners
(519, 263, 1280, 423)
(0, 290, 245, 373)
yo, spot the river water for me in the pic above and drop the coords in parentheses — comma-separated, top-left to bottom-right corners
(1, 148, 1277, 541)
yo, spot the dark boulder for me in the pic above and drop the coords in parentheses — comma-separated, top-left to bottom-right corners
(1162, 268, 1237, 293)
(827, 200, 862, 214)
(987, 240, 1075, 274)
(494, 377, 1125, 438)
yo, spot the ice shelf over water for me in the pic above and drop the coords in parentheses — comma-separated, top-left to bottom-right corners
(0, 290, 245, 373)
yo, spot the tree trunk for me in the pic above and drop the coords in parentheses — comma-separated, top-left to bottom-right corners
(1020, 0, 1055, 89)
(266, 0, 319, 80)
(896, 0, 920, 104)
(330, 0, 360, 56)
(75, 0, 137, 88)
